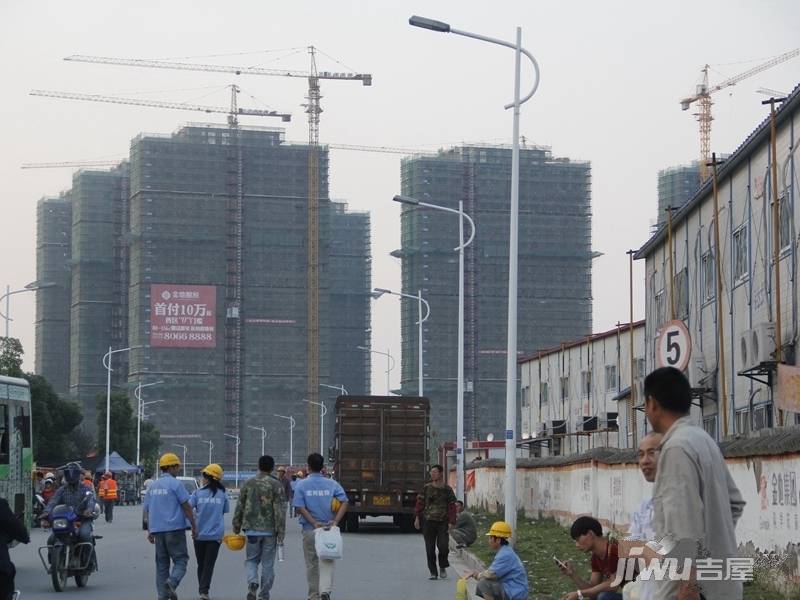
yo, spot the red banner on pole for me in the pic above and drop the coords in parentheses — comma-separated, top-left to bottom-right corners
(150, 284, 217, 348)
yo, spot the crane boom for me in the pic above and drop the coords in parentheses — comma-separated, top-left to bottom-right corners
(679, 48, 799, 180)
(21, 145, 434, 169)
(30, 89, 291, 121)
(64, 54, 372, 85)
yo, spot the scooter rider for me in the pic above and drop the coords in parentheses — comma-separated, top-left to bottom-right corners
(41, 463, 96, 566)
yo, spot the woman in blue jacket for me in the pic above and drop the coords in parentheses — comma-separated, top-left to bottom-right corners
(190, 464, 229, 600)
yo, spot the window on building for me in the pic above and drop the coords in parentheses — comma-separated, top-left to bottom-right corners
(634, 358, 647, 379)
(581, 370, 591, 397)
(521, 386, 530, 409)
(0, 405, 8, 465)
(673, 268, 689, 320)
(701, 251, 715, 302)
(752, 404, 774, 431)
(540, 382, 549, 407)
(605, 365, 617, 391)
(551, 436, 562, 456)
(732, 225, 748, 281)
(655, 289, 666, 326)
(702, 415, 718, 441)
(560, 376, 569, 402)
(779, 195, 791, 252)
(735, 408, 750, 435)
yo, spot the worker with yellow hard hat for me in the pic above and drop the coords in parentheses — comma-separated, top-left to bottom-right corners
(189, 464, 229, 600)
(466, 521, 528, 600)
(144, 452, 198, 600)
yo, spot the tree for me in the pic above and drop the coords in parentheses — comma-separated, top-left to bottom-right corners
(26, 373, 84, 465)
(0, 337, 24, 377)
(139, 420, 161, 475)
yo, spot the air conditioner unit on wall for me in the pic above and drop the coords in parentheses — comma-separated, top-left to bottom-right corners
(739, 323, 776, 371)
(547, 420, 566, 435)
(687, 353, 708, 387)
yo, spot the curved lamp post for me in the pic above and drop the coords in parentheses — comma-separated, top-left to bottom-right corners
(357, 346, 395, 395)
(408, 14, 541, 532)
(372, 287, 430, 397)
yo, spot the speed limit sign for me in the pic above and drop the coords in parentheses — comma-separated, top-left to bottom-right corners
(655, 320, 692, 371)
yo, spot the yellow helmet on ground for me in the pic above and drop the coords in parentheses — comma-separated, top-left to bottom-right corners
(202, 463, 223, 481)
(486, 521, 513, 539)
(223, 533, 245, 551)
(159, 452, 181, 469)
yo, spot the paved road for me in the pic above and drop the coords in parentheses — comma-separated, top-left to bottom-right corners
(13, 503, 473, 599)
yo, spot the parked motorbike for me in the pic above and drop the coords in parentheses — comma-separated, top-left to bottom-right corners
(37, 504, 101, 592)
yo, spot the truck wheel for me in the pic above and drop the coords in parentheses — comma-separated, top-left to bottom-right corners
(345, 513, 359, 533)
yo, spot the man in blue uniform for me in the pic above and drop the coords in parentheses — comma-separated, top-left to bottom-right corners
(293, 453, 349, 600)
(144, 453, 198, 600)
(467, 521, 529, 600)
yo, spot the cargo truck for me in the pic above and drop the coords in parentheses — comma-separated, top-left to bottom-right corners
(331, 396, 429, 532)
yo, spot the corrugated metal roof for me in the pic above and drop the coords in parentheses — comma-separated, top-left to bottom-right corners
(635, 82, 800, 260)
(465, 425, 800, 469)
(518, 320, 645, 364)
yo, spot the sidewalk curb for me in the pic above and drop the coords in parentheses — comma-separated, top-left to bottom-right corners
(449, 536, 486, 600)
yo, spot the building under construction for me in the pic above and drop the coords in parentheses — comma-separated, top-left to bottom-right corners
(656, 161, 701, 225)
(398, 144, 592, 445)
(36, 123, 371, 470)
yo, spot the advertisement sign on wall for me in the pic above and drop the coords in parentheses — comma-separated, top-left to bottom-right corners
(150, 284, 216, 348)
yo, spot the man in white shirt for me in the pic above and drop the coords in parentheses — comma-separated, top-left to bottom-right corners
(644, 367, 745, 600)
(628, 432, 662, 542)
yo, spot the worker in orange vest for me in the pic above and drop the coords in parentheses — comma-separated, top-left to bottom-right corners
(99, 472, 118, 523)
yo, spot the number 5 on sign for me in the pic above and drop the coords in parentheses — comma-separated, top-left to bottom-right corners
(655, 320, 692, 372)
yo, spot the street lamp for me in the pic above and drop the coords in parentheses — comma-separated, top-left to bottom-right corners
(202, 440, 214, 465)
(172, 444, 188, 477)
(134, 380, 164, 466)
(102, 345, 143, 474)
(372, 287, 430, 397)
(357, 346, 395, 395)
(248, 425, 267, 457)
(320, 383, 349, 396)
(393, 194, 475, 502)
(224, 433, 241, 488)
(409, 14, 541, 533)
(302, 399, 327, 454)
(0, 281, 56, 338)
(273, 413, 295, 467)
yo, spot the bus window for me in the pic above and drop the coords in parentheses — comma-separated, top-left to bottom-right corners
(15, 407, 30, 448)
(0, 405, 8, 464)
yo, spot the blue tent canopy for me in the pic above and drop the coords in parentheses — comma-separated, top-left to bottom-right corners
(94, 451, 140, 474)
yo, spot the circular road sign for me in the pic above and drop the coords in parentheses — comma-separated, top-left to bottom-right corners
(655, 320, 692, 372)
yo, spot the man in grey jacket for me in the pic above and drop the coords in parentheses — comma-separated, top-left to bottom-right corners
(644, 367, 746, 600)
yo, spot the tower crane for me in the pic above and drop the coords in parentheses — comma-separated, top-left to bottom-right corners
(680, 48, 799, 181)
(64, 49, 372, 454)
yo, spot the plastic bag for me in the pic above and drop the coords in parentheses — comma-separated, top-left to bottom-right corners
(314, 525, 343, 560)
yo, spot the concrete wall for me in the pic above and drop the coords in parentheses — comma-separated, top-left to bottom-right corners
(467, 454, 800, 592)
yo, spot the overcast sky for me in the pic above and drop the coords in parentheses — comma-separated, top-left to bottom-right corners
(2, 1, 799, 393)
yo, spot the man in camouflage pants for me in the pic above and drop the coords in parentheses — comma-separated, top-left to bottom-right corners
(414, 464, 457, 580)
(233, 455, 287, 600)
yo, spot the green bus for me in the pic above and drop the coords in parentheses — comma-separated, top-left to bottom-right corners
(0, 375, 33, 531)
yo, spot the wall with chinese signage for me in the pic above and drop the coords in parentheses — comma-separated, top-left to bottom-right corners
(150, 284, 216, 348)
(468, 452, 800, 593)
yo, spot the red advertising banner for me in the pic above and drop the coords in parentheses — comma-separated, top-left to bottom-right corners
(150, 284, 216, 348)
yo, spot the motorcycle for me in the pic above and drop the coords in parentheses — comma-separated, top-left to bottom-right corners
(37, 504, 101, 592)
